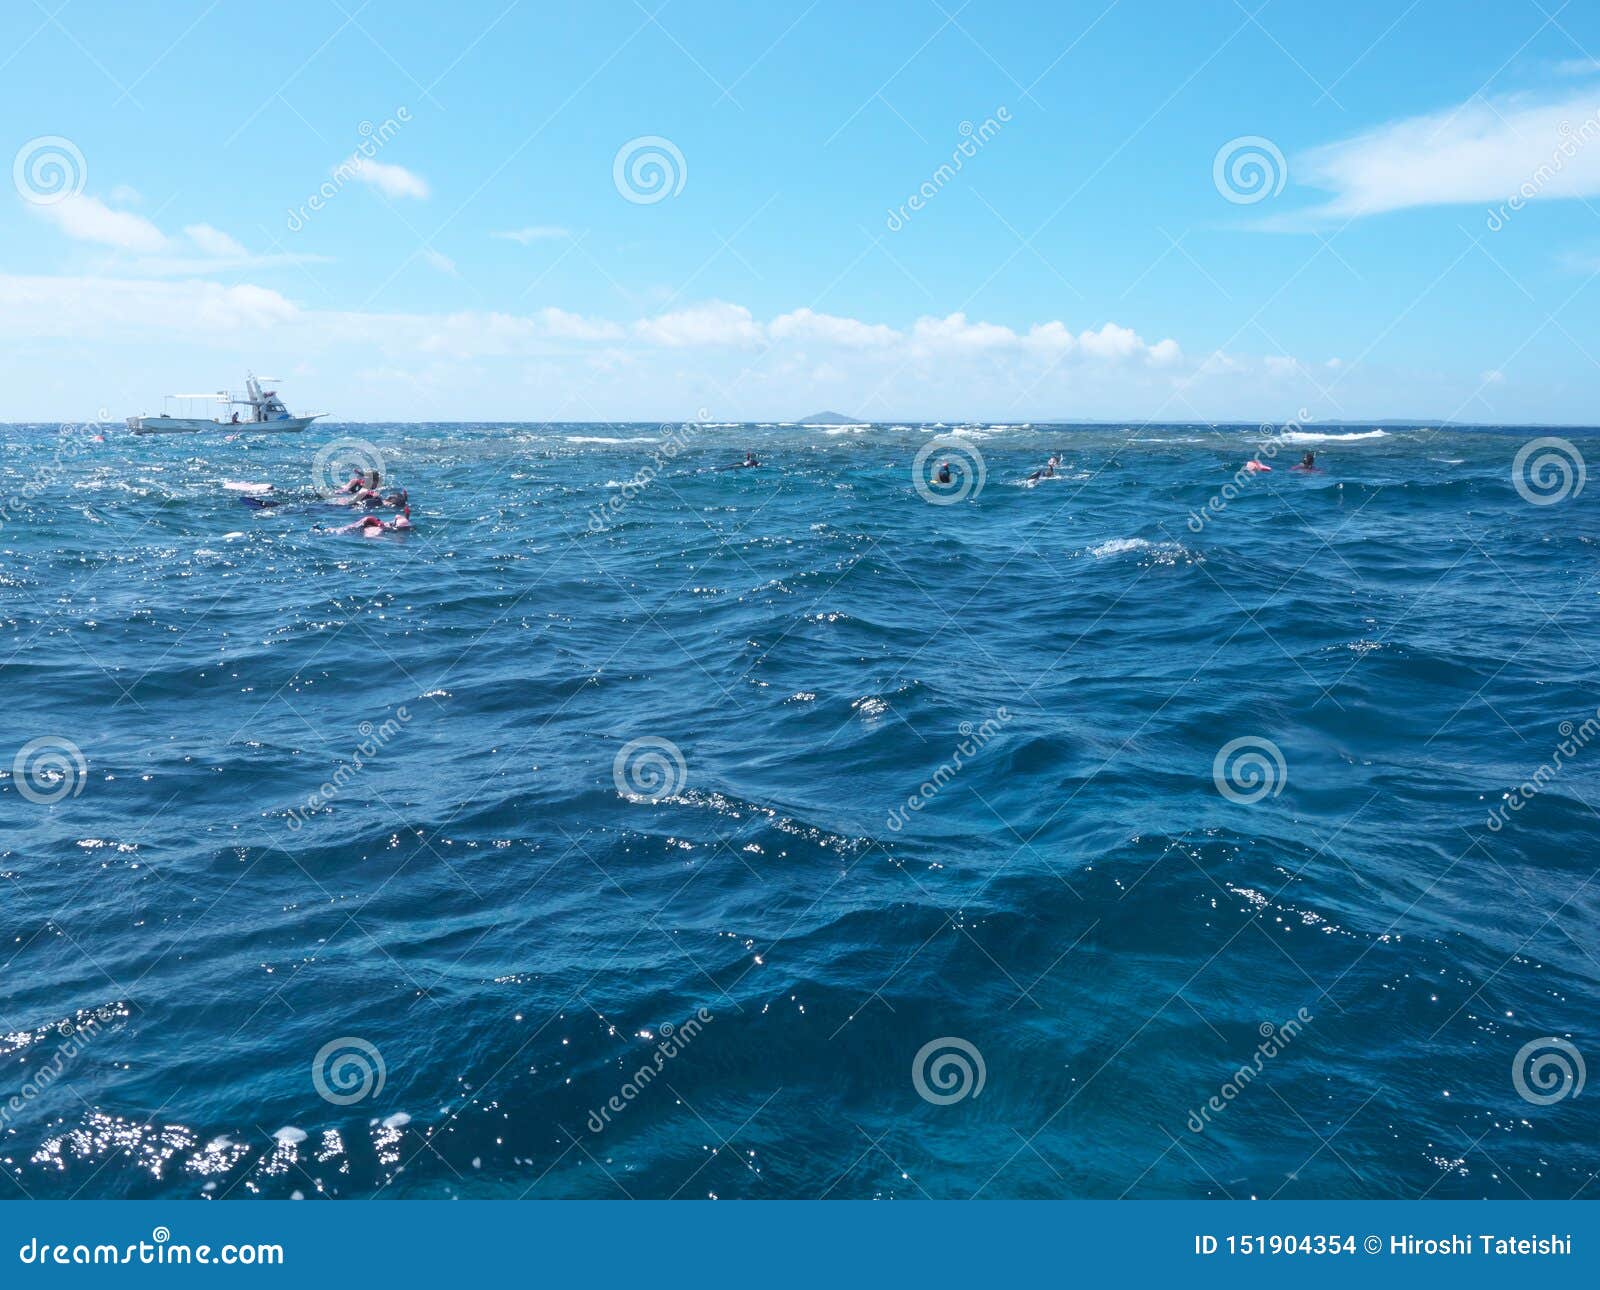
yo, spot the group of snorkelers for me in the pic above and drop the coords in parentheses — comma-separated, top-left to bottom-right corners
(929, 448, 1319, 487)
(336, 469, 413, 535)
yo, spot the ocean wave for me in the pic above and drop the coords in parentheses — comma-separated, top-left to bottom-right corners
(1277, 429, 1390, 443)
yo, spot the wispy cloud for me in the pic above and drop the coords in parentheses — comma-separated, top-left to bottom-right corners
(1295, 88, 1600, 220)
(422, 248, 458, 276)
(492, 226, 571, 244)
(341, 156, 430, 199)
(36, 195, 166, 252)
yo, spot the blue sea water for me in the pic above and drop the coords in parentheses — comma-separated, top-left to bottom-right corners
(1, 419, 1596, 1200)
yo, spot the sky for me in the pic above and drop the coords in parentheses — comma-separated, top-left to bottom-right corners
(4, 0, 1600, 423)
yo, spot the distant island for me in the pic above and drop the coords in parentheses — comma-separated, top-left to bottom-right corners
(797, 410, 862, 425)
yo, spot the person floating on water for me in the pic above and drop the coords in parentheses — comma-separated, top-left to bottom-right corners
(340, 470, 366, 494)
(1291, 450, 1318, 472)
(1027, 455, 1061, 482)
(936, 459, 952, 484)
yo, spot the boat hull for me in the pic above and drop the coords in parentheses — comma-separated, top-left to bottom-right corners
(127, 415, 322, 436)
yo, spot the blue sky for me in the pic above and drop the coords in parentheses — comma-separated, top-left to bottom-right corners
(4, 0, 1600, 422)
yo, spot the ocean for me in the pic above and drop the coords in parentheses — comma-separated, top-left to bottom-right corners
(2, 420, 1596, 1199)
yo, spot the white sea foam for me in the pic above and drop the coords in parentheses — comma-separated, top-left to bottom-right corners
(566, 435, 658, 444)
(1277, 429, 1389, 444)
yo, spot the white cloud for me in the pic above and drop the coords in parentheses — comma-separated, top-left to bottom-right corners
(910, 312, 1018, 351)
(634, 301, 763, 348)
(184, 224, 248, 258)
(422, 248, 458, 276)
(0, 274, 298, 339)
(768, 307, 898, 348)
(493, 226, 571, 243)
(0, 272, 1268, 419)
(36, 195, 167, 251)
(341, 156, 429, 199)
(1298, 88, 1600, 218)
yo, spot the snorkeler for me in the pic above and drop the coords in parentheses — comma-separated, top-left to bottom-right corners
(387, 505, 412, 531)
(340, 471, 366, 494)
(936, 460, 952, 484)
(382, 487, 409, 509)
(340, 514, 387, 537)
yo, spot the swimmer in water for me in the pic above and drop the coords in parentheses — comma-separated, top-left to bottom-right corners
(387, 505, 413, 531)
(1027, 455, 1060, 482)
(1292, 450, 1317, 472)
(936, 459, 952, 484)
(340, 470, 366, 494)
(382, 487, 409, 509)
(340, 514, 386, 537)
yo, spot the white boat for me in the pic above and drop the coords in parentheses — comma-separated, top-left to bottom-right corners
(127, 374, 325, 435)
